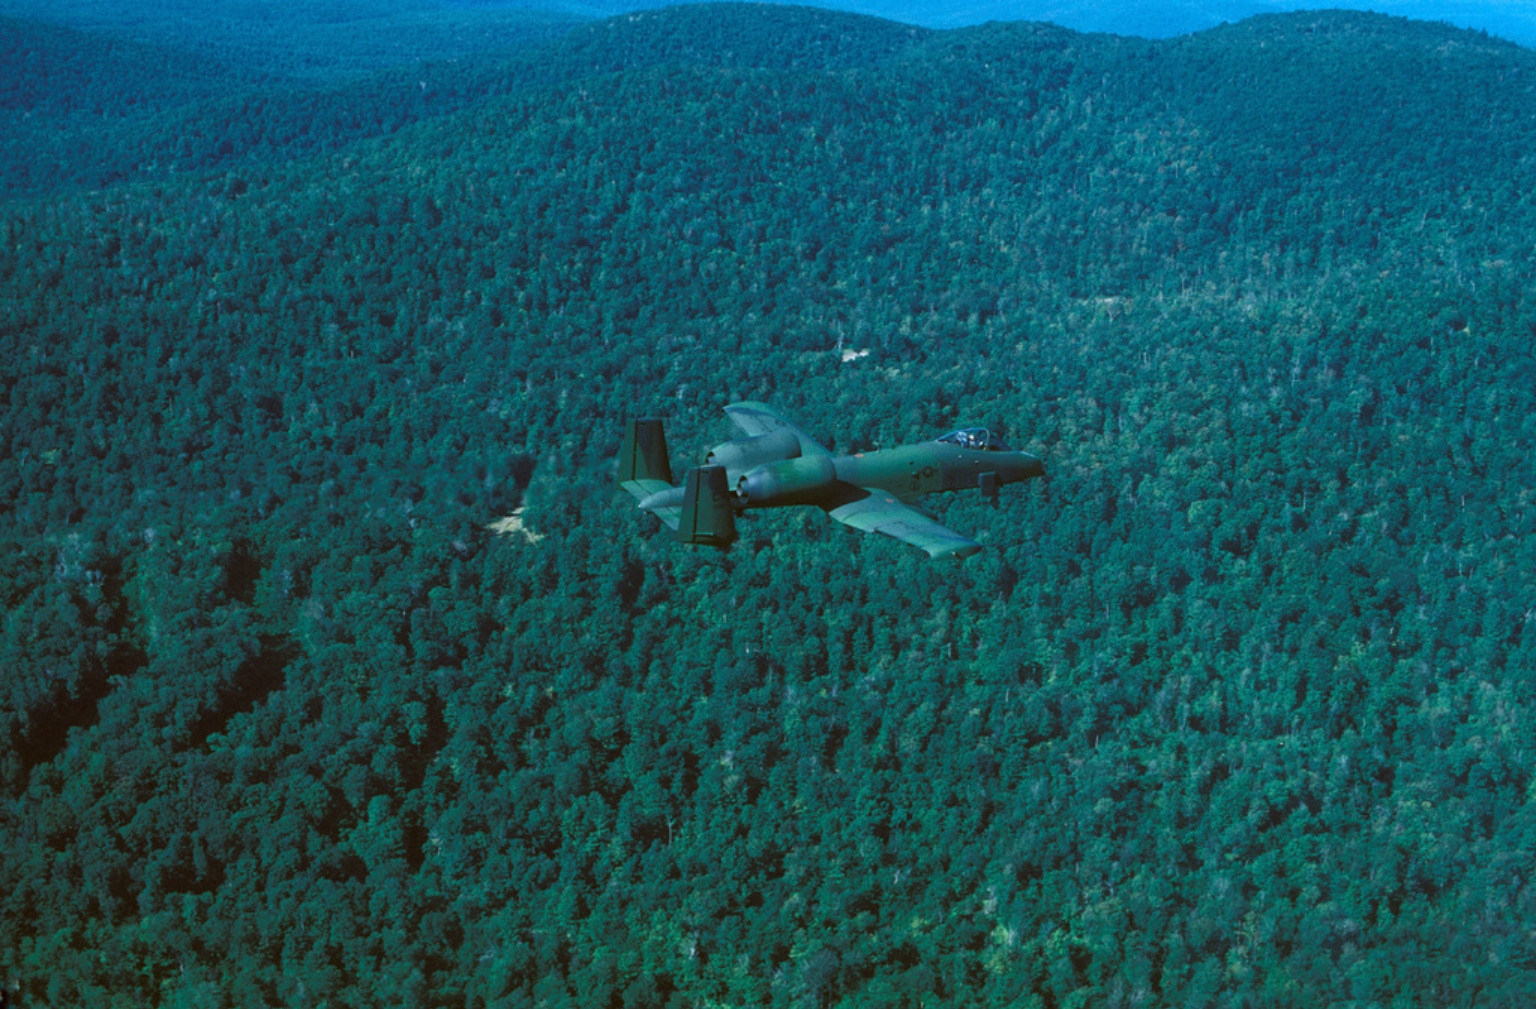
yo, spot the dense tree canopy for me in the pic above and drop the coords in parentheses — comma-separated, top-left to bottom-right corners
(3, 5, 1535, 1006)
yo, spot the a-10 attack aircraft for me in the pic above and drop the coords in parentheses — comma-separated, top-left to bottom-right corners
(618, 401, 1044, 559)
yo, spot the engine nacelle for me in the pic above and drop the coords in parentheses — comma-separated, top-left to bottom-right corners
(705, 430, 801, 472)
(736, 454, 837, 506)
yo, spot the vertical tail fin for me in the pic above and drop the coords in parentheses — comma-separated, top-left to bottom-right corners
(619, 418, 673, 491)
(677, 465, 737, 547)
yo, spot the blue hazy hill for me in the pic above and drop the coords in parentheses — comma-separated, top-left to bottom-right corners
(4, 0, 1533, 68)
(804, 0, 1536, 44)
(0, 0, 586, 78)
(0, 4, 930, 195)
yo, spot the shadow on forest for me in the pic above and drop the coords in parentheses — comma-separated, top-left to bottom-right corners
(17, 641, 145, 776)
(190, 637, 297, 746)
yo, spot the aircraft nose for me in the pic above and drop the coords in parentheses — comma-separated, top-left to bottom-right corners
(1016, 453, 1044, 480)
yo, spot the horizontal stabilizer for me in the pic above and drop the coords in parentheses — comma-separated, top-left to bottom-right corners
(637, 485, 684, 531)
(620, 417, 681, 529)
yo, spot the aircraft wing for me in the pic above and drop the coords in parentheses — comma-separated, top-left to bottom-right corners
(825, 489, 982, 560)
(724, 401, 833, 457)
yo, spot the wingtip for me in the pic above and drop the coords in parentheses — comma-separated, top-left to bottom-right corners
(930, 541, 983, 561)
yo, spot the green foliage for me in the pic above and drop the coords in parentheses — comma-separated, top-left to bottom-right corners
(0, 1, 587, 80)
(0, 5, 927, 198)
(3, 4, 1536, 1005)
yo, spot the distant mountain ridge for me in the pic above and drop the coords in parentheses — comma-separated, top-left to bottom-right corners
(4, 0, 1532, 67)
(0, 0, 586, 78)
(4, 2, 1528, 199)
(0, 4, 933, 197)
(823, 0, 1536, 45)
(0, 16, 271, 113)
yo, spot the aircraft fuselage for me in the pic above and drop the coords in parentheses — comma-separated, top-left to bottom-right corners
(829, 442, 1045, 503)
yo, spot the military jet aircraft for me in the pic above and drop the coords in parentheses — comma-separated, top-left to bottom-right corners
(618, 401, 1043, 559)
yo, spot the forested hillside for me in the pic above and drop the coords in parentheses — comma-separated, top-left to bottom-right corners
(0, 6, 926, 197)
(3, 6, 1536, 1006)
(0, 0, 588, 80)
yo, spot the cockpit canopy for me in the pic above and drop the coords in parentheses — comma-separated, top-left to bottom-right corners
(937, 428, 1009, 452)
